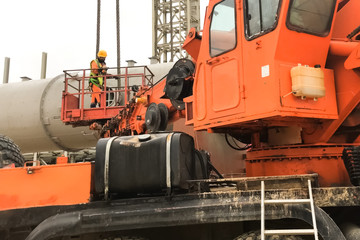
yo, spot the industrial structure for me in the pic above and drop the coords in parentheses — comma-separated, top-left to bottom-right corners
(1, 0, 360, 240)
(152, 0, 201, 62)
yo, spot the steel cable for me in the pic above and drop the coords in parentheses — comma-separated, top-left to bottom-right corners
(116, 0, 121, 74)
(96, 0, 101, 56)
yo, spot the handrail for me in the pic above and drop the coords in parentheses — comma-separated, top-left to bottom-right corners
(61, 66, 154, 124)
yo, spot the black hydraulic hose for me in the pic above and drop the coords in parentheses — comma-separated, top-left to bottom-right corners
(139, 74, 168, 97)
(225, 133, 251, 151)
(347, 25, 360, 39)
(207, 161, 224, 179)
(194, 150, 208, 179)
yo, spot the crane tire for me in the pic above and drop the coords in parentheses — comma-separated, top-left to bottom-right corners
(112, 237, 148, 240)
(0, 135, 25, 168)
(234, 231, 304, 240)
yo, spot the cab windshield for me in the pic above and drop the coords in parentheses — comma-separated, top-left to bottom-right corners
(244, 0, 281, 40)
(209, 0, 237, 57)
(287, 0, 337, 36)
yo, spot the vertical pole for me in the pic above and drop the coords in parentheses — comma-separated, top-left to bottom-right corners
(142, 67, 145, 87)
(261, 181, 265, 240)
(125, 68, 128, 104)
(308, 180, 319, 240)
(63, 71, 69, 121)
(152, 0, 157, 60)
(170, 0, 174, 62)
(163, 1, 168, 62)
(41, 52, 47, 79)
(186, 0, 191, 32)
(81, 70, 85, 120)
(116, 0, 121, 93)
(103, 75, 107, 115)
(33, 152, 38, 166)
(3, 57, 10, 84)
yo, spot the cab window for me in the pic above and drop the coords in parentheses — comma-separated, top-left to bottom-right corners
(287, 0, 337, 36)
(209, 0, 236, 57)
(244, 0, 281, 39)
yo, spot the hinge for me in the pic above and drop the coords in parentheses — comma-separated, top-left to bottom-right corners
(237, 0, 242, 10)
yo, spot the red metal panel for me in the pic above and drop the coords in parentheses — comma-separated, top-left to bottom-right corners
(61, 66, 154, 126)
(0, 163, 92, 211)
(246, 145, 352, 187)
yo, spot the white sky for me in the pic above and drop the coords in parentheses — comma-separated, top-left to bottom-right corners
(1, 0, 208, 83)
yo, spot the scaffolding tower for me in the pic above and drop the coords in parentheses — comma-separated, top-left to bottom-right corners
(152, 0, 200, 63)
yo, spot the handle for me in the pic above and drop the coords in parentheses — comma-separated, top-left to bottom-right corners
(206, 56, 229, 65)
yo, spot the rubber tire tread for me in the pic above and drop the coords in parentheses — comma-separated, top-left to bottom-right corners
(113, 237, 148, 240)
(234, 231, 304, 240)
(0, 135, 25, 167)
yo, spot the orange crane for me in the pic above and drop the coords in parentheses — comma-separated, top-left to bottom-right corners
(1, 0, 360, 239)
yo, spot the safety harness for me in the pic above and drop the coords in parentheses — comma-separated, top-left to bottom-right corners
(89, 59, 105, 87)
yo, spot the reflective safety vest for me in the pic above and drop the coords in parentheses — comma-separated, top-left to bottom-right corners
(89, 59, 104, 87)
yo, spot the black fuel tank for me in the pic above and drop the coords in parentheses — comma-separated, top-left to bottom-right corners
(95, 133, 196, 196)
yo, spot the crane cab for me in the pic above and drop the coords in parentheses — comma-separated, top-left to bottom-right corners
(184, 0, 339, 143)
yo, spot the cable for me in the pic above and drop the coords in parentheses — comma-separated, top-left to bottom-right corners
(96, 0, 101, 57)
(207, 160, 224, 179)
(225, 133, 252, 151)
(116, 0, 121, 75)
(138, 74, 168, 97)
(194, 150, 208, 179)
(347, 25, 360, 40)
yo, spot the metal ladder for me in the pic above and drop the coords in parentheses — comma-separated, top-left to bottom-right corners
(261, 179, 319, 240)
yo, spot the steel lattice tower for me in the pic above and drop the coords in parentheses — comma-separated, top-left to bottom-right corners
(152, 0, 200, 63)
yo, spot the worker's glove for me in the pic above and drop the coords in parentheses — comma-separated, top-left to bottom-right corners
(108, 74, 119, 80)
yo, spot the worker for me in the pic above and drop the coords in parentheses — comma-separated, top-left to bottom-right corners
(89, 50, 108, 108)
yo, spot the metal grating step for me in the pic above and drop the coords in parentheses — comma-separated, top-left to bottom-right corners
(264, 229, 315, 235)
(264, 199, 311, 204)
(261, 179, 319, 240)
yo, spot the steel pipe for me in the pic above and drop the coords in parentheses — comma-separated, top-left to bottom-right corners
(0, 63, 174, 153)
(3, 57, 10, 84)
(41, 52, 47, 79)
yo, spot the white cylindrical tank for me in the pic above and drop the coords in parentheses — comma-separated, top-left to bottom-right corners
(0, 75, 97, 153)
(0, 63, 174, 153)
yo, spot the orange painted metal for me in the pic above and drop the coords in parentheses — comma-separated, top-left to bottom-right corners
(190, 0, 340, 133)
(56, 156, 68, 164)
(345, 43, 360, 69)
(128, 79, 175, 134)
(61, 66, 154, 126)
(302, 53, 360, 143)
(98, 78, 179, 137)
(57, 0, 360, 197)
(329, 40, 358, 57)
(246, 145, 352, 187)
(0, 162, 92, 211)
(182, 28, 202, 62)
(332, 0, 360, 39)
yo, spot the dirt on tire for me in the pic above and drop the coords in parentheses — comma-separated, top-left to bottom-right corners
(0, 135, 25, 167)
(234, 231, 305, 240)
(112, 237, 148, 240)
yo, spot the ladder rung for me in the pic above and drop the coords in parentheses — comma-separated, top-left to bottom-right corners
(265, 229, 315, 235)
(264, 199, 311, 204)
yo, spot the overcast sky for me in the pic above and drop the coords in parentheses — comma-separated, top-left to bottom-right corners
(1, 0, 208, 83)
